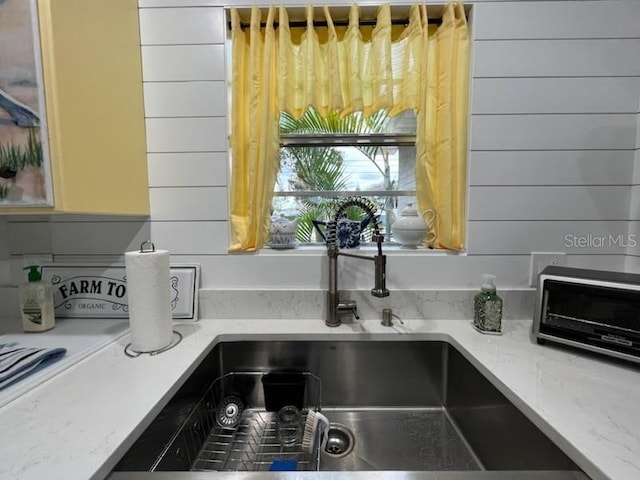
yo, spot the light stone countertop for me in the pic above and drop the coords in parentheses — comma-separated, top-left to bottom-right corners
(0, 317, 638, 480)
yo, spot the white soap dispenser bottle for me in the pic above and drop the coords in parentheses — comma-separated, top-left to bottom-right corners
(19, 265, 55, 333)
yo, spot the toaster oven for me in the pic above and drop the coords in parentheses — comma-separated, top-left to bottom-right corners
(533, 265, 640, 363)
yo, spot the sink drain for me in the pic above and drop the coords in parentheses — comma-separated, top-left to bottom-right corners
(215, 395, 244, 428)
(323, 423, 355, 458)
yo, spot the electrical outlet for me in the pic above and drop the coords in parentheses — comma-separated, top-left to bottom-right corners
(529, 252, 567, 287)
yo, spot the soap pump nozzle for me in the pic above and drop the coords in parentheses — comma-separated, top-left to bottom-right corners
(480, 274, 496, 292)
(24, 265, 42, 282)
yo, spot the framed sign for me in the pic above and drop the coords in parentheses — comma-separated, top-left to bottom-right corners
(40, 263, 200, 320)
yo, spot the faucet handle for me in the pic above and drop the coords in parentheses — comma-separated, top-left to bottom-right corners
(337, 300, 360, 320)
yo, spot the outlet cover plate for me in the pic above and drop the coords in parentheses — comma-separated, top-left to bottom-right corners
(529, 252, 567, 287)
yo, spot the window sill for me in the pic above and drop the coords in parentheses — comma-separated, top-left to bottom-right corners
(257, 244, 463, 256)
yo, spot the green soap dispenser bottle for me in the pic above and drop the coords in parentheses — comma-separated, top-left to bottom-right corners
(19, 265, 55, 333)
(473, 274, 502, 334)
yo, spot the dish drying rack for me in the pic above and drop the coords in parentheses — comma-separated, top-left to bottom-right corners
(152, 371, 323, 472)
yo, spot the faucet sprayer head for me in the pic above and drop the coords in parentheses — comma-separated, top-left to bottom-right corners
(372, 232, 384, 255)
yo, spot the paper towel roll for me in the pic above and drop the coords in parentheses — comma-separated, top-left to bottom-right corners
(125, 249, 173, 353)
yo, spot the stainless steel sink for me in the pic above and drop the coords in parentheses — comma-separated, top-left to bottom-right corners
(111, 340, 589, 479)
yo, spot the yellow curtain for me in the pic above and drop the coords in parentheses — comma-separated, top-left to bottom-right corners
(229, 7, 280, 251)
(416, 2, 470, 250)
(229, 2, 469, 251)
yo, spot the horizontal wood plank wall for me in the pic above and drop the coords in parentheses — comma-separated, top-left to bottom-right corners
(0, 220, 9, 288)
(1, 0, 639, 312)
(140, 4, 229, 259)
(625, 108, 640, 268)
(468, 0, 640, 276)
(0, 219, 7, 261)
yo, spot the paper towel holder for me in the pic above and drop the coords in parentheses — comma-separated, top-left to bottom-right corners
(124, 239, 183, 358)
(140, 240, 156, 253)
(124, 331, 183, 358)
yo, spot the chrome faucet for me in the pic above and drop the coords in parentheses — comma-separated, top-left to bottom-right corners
(325, 197, 389, 327)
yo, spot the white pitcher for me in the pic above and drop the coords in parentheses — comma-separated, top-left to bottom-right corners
(391, 204, 435, 248)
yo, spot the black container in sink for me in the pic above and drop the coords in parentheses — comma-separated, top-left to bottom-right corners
(261, 372, 306, 412)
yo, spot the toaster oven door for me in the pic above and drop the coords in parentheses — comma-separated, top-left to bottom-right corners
(540, 279, 640, 358)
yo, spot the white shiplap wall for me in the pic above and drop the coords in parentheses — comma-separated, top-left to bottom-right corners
(624, 87, 640, 271)
(1, 0, 640, 315)
(0, 219, 9, 285)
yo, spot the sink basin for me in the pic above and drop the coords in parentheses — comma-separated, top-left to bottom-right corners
(111, 339, 588, 479)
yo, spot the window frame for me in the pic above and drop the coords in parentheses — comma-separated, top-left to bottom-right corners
(274, 131, 419, 247)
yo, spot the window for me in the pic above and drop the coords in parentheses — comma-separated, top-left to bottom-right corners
(228, 3, 470, 252)
(274, 108, 417, 244)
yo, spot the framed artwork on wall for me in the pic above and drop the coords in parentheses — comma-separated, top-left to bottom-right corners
(0, 0, 52, 205)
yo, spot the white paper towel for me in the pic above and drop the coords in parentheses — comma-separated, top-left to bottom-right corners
(124, 249, 173, 353)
